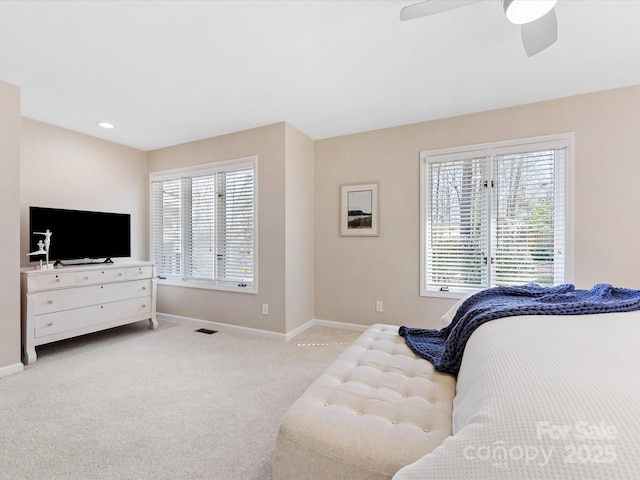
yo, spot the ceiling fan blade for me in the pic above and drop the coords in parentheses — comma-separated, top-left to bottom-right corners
(399, 0, 480, 22)
(521, 8, 558, 57)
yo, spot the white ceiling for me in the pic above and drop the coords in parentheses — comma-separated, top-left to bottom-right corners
(1, 0, 640, 151)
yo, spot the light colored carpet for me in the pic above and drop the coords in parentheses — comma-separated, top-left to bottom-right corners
(0, 320, 362, 480)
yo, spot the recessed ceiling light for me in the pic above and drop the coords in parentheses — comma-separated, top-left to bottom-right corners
(98, 122, 114, 129)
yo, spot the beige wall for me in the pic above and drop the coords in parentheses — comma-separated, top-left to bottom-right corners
(284, 123, 315, 332)
(0, 81, 22, 372)
(147, 123, 289, 333)
(315, 84, 640, 329)
(19, 119, 149, 264)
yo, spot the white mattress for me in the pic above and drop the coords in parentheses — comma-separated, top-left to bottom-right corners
(394, 311, 640, 479)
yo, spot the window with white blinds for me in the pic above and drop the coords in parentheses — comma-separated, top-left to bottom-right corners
(150, 156, 257, 292)
(421, 134, 573, 296)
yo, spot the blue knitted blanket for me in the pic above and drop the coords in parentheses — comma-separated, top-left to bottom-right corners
(399, 283, 640, 375)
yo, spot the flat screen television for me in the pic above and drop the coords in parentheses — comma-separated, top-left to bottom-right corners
(29, 206, 131, 265)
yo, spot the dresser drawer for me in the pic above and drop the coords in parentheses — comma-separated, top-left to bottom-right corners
(33, 272, 76, 290)
(105, 296, 152, 320)
(34, 297, 152, 338)
(32, 279, 152, 315)
(76, 268, 127, 285)
(127, 265, 153, 280)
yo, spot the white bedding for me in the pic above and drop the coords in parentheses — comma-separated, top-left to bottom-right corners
(394, 311, 640, 479)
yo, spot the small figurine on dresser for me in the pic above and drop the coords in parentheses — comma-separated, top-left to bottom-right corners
(27, 229, 53, 270)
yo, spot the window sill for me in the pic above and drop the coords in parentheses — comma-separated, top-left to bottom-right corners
(421, 286, 481, 300)
(157, 278, 257, 294)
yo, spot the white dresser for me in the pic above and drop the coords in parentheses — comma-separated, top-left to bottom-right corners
(20, 261, 157, 364)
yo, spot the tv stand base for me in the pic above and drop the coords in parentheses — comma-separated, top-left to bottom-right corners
(54, 257, 114, 267)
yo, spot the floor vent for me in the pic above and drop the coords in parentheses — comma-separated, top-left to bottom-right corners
(195, 328, 219, 335)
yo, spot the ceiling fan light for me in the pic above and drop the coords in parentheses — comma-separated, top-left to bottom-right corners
(503, 0, 557, 25)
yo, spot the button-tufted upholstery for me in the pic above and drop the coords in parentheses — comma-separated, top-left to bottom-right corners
(273, 324, 456, 480)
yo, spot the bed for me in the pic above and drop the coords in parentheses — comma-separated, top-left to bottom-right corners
(393, 310, 640, 479)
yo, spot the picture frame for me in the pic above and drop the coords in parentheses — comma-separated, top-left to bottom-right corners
(340, 183, 378, 236)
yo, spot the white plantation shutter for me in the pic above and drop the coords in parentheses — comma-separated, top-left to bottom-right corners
(492, 149, 565, 286)
(151, 178, 181, 276)
(184, 174, 216, 281)
(426, 157, 488, 288)
(216, 169, 254, 284)
(150, 157, 256, 290)
(421, 135, 572, 294)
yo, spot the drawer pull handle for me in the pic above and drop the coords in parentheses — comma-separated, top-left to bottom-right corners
(47, 322, 53, 327)
(142, 304, 146, 308)
(118, 273, 123, 276)
(47, 300, 53, 304)
(83, 276, 89, 280)
(142, 287, 146, 290)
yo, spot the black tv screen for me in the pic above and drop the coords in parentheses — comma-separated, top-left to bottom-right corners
(29, 206, 131, 264)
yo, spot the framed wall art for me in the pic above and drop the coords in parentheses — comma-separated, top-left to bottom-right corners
(340, 183, 378, 236)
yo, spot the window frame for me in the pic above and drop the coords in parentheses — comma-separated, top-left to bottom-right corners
(420, 133, 574, 299)
(149, 156, 258, 294)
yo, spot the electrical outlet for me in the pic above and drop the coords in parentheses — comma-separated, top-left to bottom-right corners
(262, 303, 269, 315)
(376, 301, 383, 313)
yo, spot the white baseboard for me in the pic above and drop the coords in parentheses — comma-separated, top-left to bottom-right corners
(0, 362, 24, 378)
(157, 313, 288, 341)
(284, 319, 368, 341)
(284, 320, 314, 341)
(311, 319, 369, 332)
(157, 313, 369, 342)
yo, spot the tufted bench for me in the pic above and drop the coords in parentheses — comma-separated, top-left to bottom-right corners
(273, 324, 456, 480)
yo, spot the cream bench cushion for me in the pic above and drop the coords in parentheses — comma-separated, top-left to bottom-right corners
(273, 324, 456, 480)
